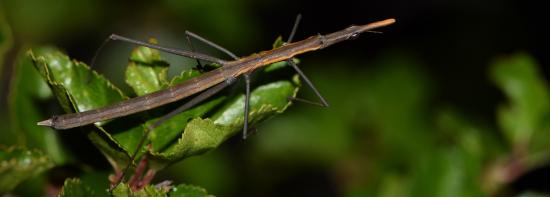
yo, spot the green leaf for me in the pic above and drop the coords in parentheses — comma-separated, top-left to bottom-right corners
(29, 47, 127, 116)
(435, 108, 501, 163)
(272, 36, 285, 48)
(408, 148, 484, 197)
(147, 97, 226, 156)
(28, 47, 135, 170)
(148, 79, 299, 167)
(169, 184, 213, 197)
(0, 14, 12, 147)
(0, 146, 54, 194)
(168, 69, 201, 87)
(125, 38, 170, 96)
(112, 184, 167, 197)
(8, 49, 68, 164)
(490, 53, 549, 149)
(59, 178, 94, 197)
(212, 79, 299, 127)
(79, 170, 111, 197)
(110, 183, 213, 197)
(263, 58, 299, 73)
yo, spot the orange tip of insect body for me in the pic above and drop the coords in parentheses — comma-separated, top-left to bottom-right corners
(372, 18, 396, 27)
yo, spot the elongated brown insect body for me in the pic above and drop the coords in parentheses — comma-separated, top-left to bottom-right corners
(38, 18, 396, 129)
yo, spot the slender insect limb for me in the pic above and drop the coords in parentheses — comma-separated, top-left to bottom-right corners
(185, 32, 204, 71)
(286, 60, 329, 107)
(288, 97, 327, 107)
(284, 14, 329, 107)
(111, 77, 238, 191)
(185, 31, 239, 60)
(84, 35, 117, 83)
(109, 34, 227, 64)
(243, 73, 251, 139)
(89, 36, 113, 73)
(287, 14, 302, 43)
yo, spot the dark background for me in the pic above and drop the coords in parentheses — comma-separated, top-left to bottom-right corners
(1, 0, 549, 196)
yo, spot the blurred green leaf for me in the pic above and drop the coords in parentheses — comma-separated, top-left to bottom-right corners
(80, 170, 111, 197)
(408, 148, 484, 197)
(518, 191, 550, 197)
(170, 184, 213, 197)
(271, 36, 284, 48)
(59, 178, 94, 197)
(159, 150, 236, 196)
(490, 53, 550, 156)
(9, 49, 68, 164)
(376, 174, 409, 197)
(0, 10, 14, 145)
(162, 0, 259, 49)
(0, 12, 12, 67)
(435, 108, 502, 166)
(0, 146, 54, 194)
(3, 0, 100, 40)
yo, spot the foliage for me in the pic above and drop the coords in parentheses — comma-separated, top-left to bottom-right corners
(0, 146, 54, 194)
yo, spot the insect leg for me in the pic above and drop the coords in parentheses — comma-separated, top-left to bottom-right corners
(89, 34, 224, 83)
(185, 31, 205, 71)
(185, 31, 239, 60)
(286, 60, 329, 107)
(285, 14, 330, 107)
(242, 73, 252, 139)
(106, 34, 227, 64)
(287, 14, 302, 44)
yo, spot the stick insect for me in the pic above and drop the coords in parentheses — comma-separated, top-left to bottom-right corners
(37, 16, 395, 189)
